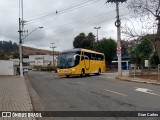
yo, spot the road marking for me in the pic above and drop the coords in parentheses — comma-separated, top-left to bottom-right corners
(98, 76, 115, 79)
(107, 76, 115, 79)
(104, 89, 127, 96)
(77, 82, 87, 85)
(135, 87, 160, 97)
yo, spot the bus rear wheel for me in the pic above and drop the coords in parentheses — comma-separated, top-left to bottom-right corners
(96, 68, 101, 75)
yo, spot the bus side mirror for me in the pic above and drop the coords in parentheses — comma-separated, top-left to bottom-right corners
(74, 54, 79, 60)
(74, 54, 80, 65)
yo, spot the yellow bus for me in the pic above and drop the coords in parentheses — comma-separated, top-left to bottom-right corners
(57, 48, 106, 77)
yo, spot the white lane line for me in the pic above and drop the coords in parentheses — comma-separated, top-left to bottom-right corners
(104, 89, 127, 96)
(77, 82, 87, 85)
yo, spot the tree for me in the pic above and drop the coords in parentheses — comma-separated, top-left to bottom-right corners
(73, 33, 85, 48)
(128, 0, 160, 34)
(130, 36, 159, 65)
(0, 40, 19, 59)
(81, 32, 95, 49)
(121, 40, 130, 56)
(94, 38, 116, 65)
(73, 32, 95, 49)
(13, 53, 19, 58)
(0, 40, 18, 52)
(127, 0, 160, 60)
(0, 52, 13, 60)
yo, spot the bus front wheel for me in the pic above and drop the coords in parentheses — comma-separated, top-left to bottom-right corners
(66, 75, 69, 78)
(80, 69, 85, 77)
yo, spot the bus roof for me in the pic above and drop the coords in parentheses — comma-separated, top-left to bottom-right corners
(60, 48, 104, 55)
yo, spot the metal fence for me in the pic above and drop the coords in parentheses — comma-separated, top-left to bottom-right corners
(129, 64, 160, 80)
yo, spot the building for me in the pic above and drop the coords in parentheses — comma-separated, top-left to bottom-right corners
(10, 58, 29, 65)
(29, 55, 57, 66)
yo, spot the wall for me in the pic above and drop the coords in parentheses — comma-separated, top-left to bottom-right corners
(0, 60, 14, 75)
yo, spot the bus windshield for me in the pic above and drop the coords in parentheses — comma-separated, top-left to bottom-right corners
(57, 52, 80, 69)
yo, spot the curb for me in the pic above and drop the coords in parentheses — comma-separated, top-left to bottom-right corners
(23, 76, 35, 112)
(117, 77, 160, 85)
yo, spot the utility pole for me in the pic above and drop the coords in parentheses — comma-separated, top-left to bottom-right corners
(18, 18, 23, 77)
(116, 1, 122, 77)
(94, 27, 101, 41)
(18, 0, 24, 77)
(107, 0, 127, 77)
(50, 43, 56, 67)
(18, 0, 44, 77)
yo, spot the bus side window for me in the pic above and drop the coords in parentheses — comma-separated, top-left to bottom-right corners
(102, 55, 104, 60)
(97, 54, 104, 60)
(84, 52, 91, 60)
(84, 56, 89, 60)
(101, 55, 104, 60)
(92, 54, 97, 60)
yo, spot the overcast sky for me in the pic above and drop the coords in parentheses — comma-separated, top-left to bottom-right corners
(0, 0, 132, 51)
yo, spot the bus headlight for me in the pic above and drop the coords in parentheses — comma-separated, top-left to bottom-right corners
(66, 70, 71, 72)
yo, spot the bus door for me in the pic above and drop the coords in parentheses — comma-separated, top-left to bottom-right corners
(82, 52, 90, 70)
(84, 56, 89, 70)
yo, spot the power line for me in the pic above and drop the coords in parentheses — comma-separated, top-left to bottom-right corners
(27, 0, 98, 22)
(27, 0, 92, 19)
(26, 1, 109, 27)
(25, 7, 127, 31)
(36, 7, 113, 29)
(25, 10, 114, 41)
(25, 12, 128, 42)
(26, 0, 101, 24)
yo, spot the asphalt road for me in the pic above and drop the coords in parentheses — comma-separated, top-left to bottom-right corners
(25, 71, 160, 120)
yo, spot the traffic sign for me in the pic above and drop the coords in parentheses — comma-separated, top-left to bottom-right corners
(117, 50, 121, 56)
(117, 46, 121, 51)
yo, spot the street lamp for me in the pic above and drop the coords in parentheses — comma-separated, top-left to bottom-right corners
(22, 27, 44, 41)
(94, 27, 101, 41)
(18, 26, 44, 77)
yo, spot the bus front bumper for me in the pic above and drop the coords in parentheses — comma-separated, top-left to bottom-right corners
(57, 68, 77, 76)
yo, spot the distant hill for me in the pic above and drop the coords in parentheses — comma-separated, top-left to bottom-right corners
(0, 40, 59, 59)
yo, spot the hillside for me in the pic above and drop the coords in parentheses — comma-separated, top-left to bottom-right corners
(0, 40, 59, 59)
(22, 46, 58, 56)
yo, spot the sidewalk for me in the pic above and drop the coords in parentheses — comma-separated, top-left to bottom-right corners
(105, 70, 160, 85)
(117, 76, 160, 85)
(0, 76, 34, 120)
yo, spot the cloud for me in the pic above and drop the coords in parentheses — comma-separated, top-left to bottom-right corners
(0, 0, 130, 51)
